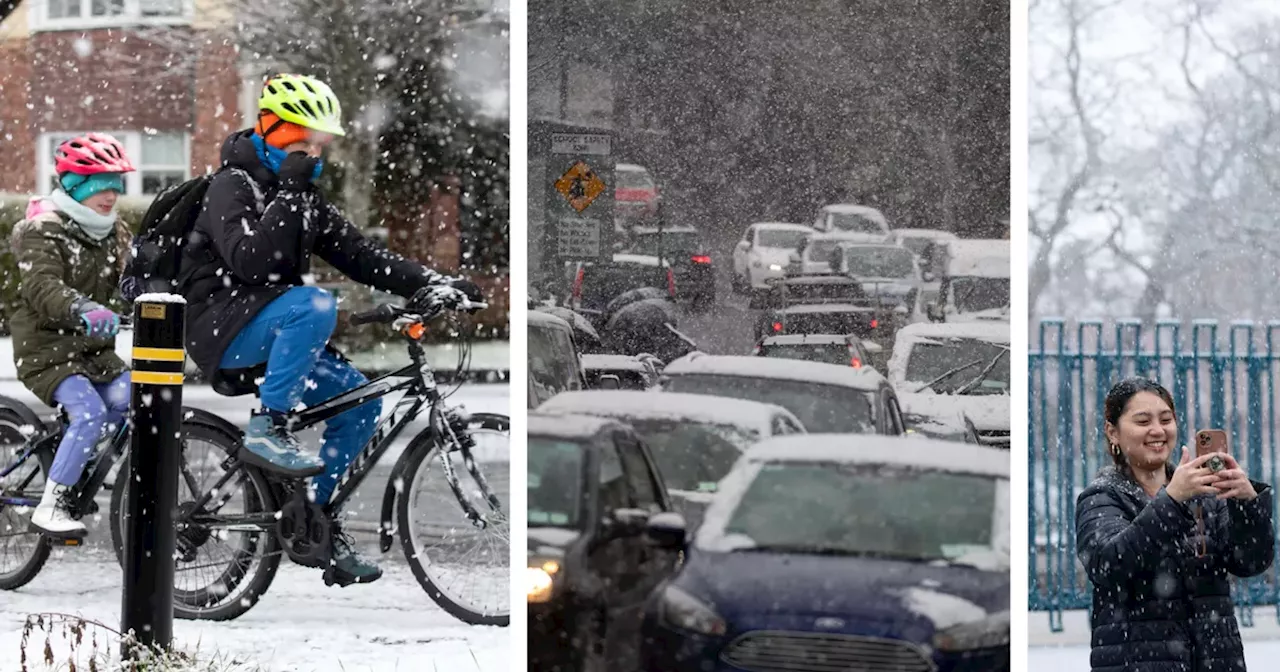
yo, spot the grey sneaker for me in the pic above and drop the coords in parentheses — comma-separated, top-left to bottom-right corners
(324, 519, 383, 587)
(241, 412, 325, 478)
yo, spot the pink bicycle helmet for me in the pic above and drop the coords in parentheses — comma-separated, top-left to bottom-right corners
(54, 133, 135, 176)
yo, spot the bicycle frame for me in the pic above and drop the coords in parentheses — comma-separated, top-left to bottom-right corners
(186, 336, 445, 520)
(0, 421, 130, 513)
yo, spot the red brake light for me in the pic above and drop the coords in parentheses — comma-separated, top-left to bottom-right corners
(691, 255, 711, 264)
(850, 357, 862, 368)
(870, 318, 879, 329)
(772, 321, 783, 332)
(572, 267, 585, 299)
(667, 268, 676, 296)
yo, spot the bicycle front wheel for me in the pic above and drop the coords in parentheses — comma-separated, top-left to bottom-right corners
(0, 402, 51, 591)
(398, 412, 509, 626)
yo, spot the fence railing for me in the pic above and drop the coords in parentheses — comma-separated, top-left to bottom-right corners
(1030, 318, 1280, 631)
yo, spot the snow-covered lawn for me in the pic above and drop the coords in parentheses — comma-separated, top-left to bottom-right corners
(0, 549, 508, 671)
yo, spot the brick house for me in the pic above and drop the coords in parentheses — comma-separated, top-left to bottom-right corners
(0, 0, 251, 203)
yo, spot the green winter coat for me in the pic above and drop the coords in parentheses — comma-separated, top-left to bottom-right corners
(10, 211, 131, 405)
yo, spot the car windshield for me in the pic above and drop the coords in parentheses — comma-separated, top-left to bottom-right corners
(528, 438, 585, 528)
(663, 373, 874, 433)
(905, 337, 1009, 394)
(773, 281, 864, 305)
(951, 276, 1010, 312)
(617, 170, 655, 190)
(712, 463, 999, 561)
(826, 212, 885, 234)
(898, 236, 933, 257)
(625, 418, 752, 492)
(757, 342, 850, 367)
(529, 323, 582, 406)
(843, 247, 914, 279)
(629, 231, 701, 257)
(757, 229, 809, 249)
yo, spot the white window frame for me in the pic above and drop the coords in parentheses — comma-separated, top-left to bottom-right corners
(36, 131, 191, 200)
(29, 0, 194, 32)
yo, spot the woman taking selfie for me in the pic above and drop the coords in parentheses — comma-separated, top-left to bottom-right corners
(1077, 377, 1274, 671)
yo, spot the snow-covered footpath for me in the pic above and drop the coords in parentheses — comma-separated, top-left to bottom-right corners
(1030, 610, 1280, 668)
(1, 381, 512, 671)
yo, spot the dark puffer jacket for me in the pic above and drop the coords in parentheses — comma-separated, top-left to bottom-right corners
(1076, 465, 1274, 672)
(178, 130, 448, 394)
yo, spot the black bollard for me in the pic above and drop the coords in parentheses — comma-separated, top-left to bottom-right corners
(121, 296, 185, 658)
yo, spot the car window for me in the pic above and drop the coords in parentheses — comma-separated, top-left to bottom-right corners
(757, 229, 809, 249)
(663, 373, 875, 434)
(529, 323, 582, 406)
(904, 337, 1009, 395)
(826, 212, 885, 234)
(623, 419, 749, 492)
(616, 433, 663, 512)
(597, 439, 629, 512)
(529, 438, 585, 528)
(886, 395, 906, 434)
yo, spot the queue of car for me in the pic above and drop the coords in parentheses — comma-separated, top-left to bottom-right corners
(528, 196, 1011, 671)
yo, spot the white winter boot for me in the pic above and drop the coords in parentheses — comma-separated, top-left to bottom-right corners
(29, 479, 86, 539)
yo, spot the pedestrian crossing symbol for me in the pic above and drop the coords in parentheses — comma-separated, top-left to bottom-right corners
(554, 161, 606, 212)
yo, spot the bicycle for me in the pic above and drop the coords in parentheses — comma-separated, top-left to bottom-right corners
(0, 299, 510, 626)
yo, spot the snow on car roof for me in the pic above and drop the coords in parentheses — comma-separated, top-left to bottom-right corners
(752, 222, 814, 232)
(611, 253, 670, 267)
(821, 203, 887, 219)
(631, 224, 698, 235)
(616, 163, 646, 172)
(528, 412, 622, 439)
(664, 354, 886, 390)
(536, 390, 800, 433)
(744, 434, 1009, 478)
(893, 229, 958, 240)
(808, 230, 889, 242)
(581, 354, 647, 371)
(760, 334, 850, 345)
(894, 321, 1011, 344)
(529, 310, 574, 330)
(946, 240, 1010, 278)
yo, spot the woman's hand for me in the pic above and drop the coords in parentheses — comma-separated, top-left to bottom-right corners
(1166, 446, 1222, 502)
(1212, 453, 1258, 501)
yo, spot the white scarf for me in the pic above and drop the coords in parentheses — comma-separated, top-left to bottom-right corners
(49, 189, 117, 240)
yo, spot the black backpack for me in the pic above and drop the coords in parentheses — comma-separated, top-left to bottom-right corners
(120, 172, 216, 302)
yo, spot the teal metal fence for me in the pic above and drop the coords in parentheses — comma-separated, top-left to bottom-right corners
(1030, 318, 1280, 631)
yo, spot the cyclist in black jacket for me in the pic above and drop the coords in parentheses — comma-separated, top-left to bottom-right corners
(177, 74, 481, 585)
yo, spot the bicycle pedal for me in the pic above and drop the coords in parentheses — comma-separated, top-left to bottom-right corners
(50, 537, 83, 547)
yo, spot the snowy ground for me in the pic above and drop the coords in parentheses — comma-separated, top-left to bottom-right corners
(1029, 609, 1280, 668)
(1, 383, 512, 672)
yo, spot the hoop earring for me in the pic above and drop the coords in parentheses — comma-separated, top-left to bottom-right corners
(1111, 443, 1121, 456)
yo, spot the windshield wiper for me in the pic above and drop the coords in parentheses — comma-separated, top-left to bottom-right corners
(954, 348, 1010, 396)
(736, 545, 935, 562)
(920, 359, 983, 392)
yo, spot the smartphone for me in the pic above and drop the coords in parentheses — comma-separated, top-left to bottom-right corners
(1195, 429, 1228, 472)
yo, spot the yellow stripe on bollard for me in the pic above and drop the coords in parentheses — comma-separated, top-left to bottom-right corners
(132, 347, 186, 362)
(131, 371, 184, 385)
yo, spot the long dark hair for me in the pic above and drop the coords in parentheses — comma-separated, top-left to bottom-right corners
(1103, 377, 1177, 479)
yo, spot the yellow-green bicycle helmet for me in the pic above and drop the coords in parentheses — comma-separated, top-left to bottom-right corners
(258, 74, 345, 137)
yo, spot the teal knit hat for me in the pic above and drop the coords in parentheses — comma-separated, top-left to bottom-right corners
(59, 172, 125, 202)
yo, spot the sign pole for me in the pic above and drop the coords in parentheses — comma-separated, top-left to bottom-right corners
(121, 295, 186, 659)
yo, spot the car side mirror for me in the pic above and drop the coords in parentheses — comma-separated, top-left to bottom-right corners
(598, 374, 621, 390)
(922, 270, 935, 282)
(603, 507, 649, 539)
(646, 511, 688, 550)
(927, 303, 944, 322)
(737, 240, 750, 250)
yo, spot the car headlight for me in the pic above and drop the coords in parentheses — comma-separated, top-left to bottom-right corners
(932, 610, 1010, 651)
(659, 585, 727, 636)
(526, 561, 560, 604)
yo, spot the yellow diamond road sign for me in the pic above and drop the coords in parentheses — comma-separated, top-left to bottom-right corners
(554, 161, 606, 212)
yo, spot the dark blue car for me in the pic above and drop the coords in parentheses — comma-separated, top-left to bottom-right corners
(639, 434, 1011, 672)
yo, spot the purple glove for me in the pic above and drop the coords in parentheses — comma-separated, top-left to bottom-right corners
(77, 302, 119, 339)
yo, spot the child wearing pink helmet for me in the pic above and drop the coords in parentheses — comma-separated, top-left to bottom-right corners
(11, 132, 135, 539)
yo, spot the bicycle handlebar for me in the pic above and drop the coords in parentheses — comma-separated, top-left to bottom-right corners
(349, 296, 489, 327)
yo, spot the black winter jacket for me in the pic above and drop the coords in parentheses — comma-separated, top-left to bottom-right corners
(1076, 465, 1274, 672)
(178, 130, 447, 393)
